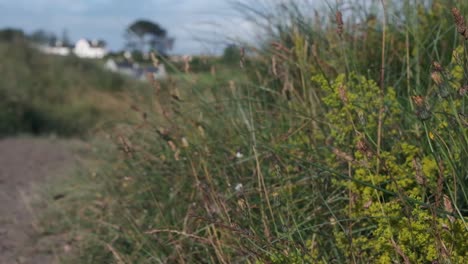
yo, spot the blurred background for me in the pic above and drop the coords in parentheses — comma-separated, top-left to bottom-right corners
(0, 0, 258, 54)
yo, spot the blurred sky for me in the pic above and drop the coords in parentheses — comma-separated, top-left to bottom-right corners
(0, 0, 257, 54)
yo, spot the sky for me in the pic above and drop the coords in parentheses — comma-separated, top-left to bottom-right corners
(0, 0, 259, 55)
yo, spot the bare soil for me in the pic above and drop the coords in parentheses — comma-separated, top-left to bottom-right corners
(0, 137, 77, 264)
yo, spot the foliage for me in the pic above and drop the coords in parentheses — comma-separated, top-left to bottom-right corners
(222, 44, 242, 65)
(41, 1, 468, 263)
(0, 41, 144, 137)
(125, 19, 174, 55)
(29, 29, 58, 45)
(0, 28, 25, 42)
(314, 71, 467, 263)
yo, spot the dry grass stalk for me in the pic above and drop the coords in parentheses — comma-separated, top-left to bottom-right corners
(337, 84, 348, 104)
(443, 195, 453, 213)
(181, 137, 189, 148)
(153, 80, 161, 94)
(333, 148, 354, 162)
(282, 79, 293, 100)
(431, 71, 443, 86)
(183, 56, 191, 73)
(432, 61, 443, 72)
(106, 244, 126, 264)
(336, 11, 344, 36)
(376, 0, 388, 174)
(150, 52, 159, 67)
(271, 42, 291, 54)
(390, 238, 411, 264)
(228, 80, 236, 95)
(412, 95, 431, 120)
(271, 56, 278, 77)
(356, 138, 373, 158)
(210, 65, 216, 76)
(168, 140, 177, 151)
(411, 95, 425, 107)
(459, 85, 468, 96)
(145, 229, 212, 244)
(117, 135, 133, 154)
(239, 47, 245, 69)
(197, 125, 205, 138)
(443, 194, 456, 223)
(363, 200, 372, 209)
(412, 158, 427, 186)
(452, 7, 468, 40)
(436, 159, 445, 208)
(170, 86, 182, 102)
(458, 113, 468, 127)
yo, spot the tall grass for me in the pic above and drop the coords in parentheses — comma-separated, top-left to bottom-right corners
(0, 39, 145, 137)
(45, 1, 467, 263)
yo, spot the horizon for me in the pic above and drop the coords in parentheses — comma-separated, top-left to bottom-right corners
(0, 0, 261, 55)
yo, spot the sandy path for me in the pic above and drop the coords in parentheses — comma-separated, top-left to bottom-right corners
(0, 137, 76, 264)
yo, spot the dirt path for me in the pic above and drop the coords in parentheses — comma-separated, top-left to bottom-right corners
(0, 137, 77, 264)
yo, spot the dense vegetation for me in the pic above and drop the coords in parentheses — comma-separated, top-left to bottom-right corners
(0, 38, 145, 137)
(28, 1, 468, 263)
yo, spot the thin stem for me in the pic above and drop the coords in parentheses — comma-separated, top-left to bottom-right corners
(377, 0, 387, 173)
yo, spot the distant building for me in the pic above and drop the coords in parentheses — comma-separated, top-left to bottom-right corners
(105, 58, 167, 81)
(73, 39, 107, 59)
(37, 40, 71, 56)
(105, 59, 140, 78)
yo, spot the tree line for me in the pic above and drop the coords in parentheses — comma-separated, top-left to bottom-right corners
(0, 19, 174, 56)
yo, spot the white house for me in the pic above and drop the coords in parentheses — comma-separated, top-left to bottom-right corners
(37, 40, 71, 56)
(73, 39, 107, 59)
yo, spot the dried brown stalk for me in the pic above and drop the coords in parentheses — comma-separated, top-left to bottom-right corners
(336, 11, 344, 36)
(390, 238, 411, 264)
(452, 8, 468, 40)
(337, 84, 348, 104)
(412, 158, 427, 186)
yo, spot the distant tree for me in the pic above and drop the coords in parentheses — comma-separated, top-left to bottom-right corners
(125, 19, 174, 56)
(0, 28, 25, 42)
(61, 29, 72, 46)
(222, 44, 242, 64)
(131, 50, 144, 62)
(29, 30, 57, 44)
(96, 40, 106, 47)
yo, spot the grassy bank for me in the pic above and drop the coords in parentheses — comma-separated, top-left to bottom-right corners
(0, 39, 146, 137)
(39, 1, 468, 263)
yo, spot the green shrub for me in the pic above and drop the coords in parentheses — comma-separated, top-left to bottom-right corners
(314, 71, 467, 263)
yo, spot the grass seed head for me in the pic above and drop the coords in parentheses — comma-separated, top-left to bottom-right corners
(431, 71, 443, 86)
(336, 11, 344, 36)
(452, 7, 468, 40)
(150, 52, 159, 67)
(414, 105, 431, 121)
(337, 84, 348, 104)
(412, 158, 427, 186)
(432, 61, 443, 72)
(412, 95, 425, 107)
(459, 85, 468, 96)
